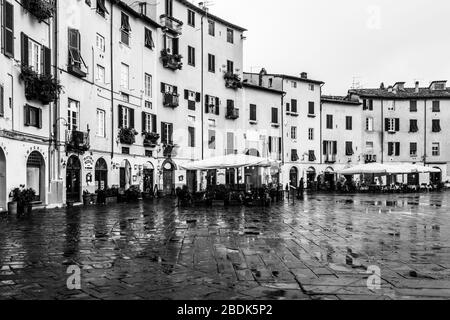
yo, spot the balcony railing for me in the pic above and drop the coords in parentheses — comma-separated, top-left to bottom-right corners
(143, 132, 160, 148)
(225, 107, 239, 120)
(22, 0, 55, 22)
(160, 15, 183, 35)
(161, 49, 183, 70)
(365, 154, 377, 163)
(118, 127, 137, 145)
(224, 72, 243, 90)
(66, 130, 90, 154)
(20, 65, 62, 105)
(324, 154, 337, 163)
(163, 92, 180, 108)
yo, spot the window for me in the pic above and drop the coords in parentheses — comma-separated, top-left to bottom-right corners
(24, 105, 41, 128)
(291, 99, 298, 113)
(291, 127, 297, 140)
(387, 101, 395, 111)
(185, 89, 199, 110)
(67, 99, 80, 131)
(161, 122, 173, 145)
(142, 112, 157, 133)
(208, 119, 216, 127)
(145, 101, 152, 109)
(205, 95, 220, 115)
(388, 142, 401, 156)
(346, 116, 353, 130)
(3, 1, 14, 58)
(308, 102, 315, 115)
(286, 103, 290, 113)
(144, 28, 154, 49)
(410, 142, 417, 157)
(227, 60, 234, 73)
(139, 2, 147, 15)
(271, 108, 278, 124)
(227, 28, 234, 43)
(432, 142, 440, 156)
(432, 101, 440, 112)
(120, 63, 129, 89)
(409, 119, 418, 133)
(249, 104, 257, 122)
(163, 35, 178, 54)
(363, 99, 373, 111)
(96, 0, 109, 17)
(410, 100, 417, 112)
(120, 12, 131, 46)
(385, 118, 400, 132)
(118, 105, 134, 129)
(366, 117, 374, 131)
(122, 147, 130, 154)
(309, 84, 315, 91)
(432, 119, 441, 133)
(121, 92, 129, 103)
(96, 109, 105, 137)
(208, 20, 215, 36)
(326, 115, 333, 129)
(96, 33, 105, 52)
(144, 73, 152, 98)
(308, 128, 314, 140)
(268, 79, 273, 88)
(345, 142, 354, 156)
(366, 141, 374, 153)
(0, 85, 4, 117)
(188, 127, 195, 147)
(188, 115, 195, 123)
(187, 9, 195, 27)
(323, 141, 337, 156)
(208, 54, 215, 72)
(308, 150, 316, 162)
(188, 46, 195, 66)
(208, 130, 216, 149)
(291, 149, 299, 162)
(97, 65, 105, 83)
(67, 28, 86, 76)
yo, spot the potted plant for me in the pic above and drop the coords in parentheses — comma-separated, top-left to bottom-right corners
(82, 190, 97, 206)
(125, 185, 141, 202)
(118, 127, 138, 145)
(20, 65, 62, 104)
(8, 188, 21, 214)
(12, 187, 36, 215)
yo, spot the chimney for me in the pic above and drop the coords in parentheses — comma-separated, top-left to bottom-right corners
(415, 81, 420, 93)
(380, 82, 385, 89)
(259, 68, 267, 86)
(300, 72, 308, 79)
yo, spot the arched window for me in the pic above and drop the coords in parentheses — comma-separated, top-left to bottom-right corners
(95, 158, 108, 190)
(27, 151, 45, 201)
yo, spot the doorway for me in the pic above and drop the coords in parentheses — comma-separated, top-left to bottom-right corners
(66, 155, 81, 202)
(162, 159, 176, 196)
(143, 162, 154, 193)
(0, 148, 6, 211)
(120, 160, 132, 190)
(27, 151, 45, 202)
(186, 170, 197, 193)
(95, 158, 108, 190)
(289, 167, 298, 188)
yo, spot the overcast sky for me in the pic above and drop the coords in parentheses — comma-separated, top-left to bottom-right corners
(206, 0, 450, 95)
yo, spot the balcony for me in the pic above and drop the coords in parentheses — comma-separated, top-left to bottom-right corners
(161, 49, 183, 70)
(324, 154, 337, 163)
(66, 130, 90, 154)
(224, 72, 243, 90)
(365, 154, 377, 163)
(160, 15, 183, 35)
(225, 107, 239, 120)
(20, 65, 62, 105)
(163, 143, 177, 157)
(163, 92, 180, 108)
(143, 132, 160, 148)
(22, 0, 55, 22)
(118, 127, 138, 145)
(68, 60, 87, 78)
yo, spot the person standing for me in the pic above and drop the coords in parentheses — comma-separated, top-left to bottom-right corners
(297, 178, 305, 199)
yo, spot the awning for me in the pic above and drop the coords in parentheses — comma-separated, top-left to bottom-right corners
(179, 154, 278, 171)
(338, 163, 441, 175)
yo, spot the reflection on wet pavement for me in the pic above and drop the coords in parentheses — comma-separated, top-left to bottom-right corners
(1, 192, 450, 300)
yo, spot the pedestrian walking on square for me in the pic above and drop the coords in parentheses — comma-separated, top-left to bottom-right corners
(297, 178, 304, 199)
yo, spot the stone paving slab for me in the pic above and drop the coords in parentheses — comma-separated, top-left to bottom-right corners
(1, 192, 450, 300)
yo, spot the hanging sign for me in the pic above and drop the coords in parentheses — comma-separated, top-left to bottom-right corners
(84, 156, 94, 171)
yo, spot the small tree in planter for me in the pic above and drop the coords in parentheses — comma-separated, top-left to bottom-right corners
(118, 127, 138, 145)
(11, 187, 36, 215)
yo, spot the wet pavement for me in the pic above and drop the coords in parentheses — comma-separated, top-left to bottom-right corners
(1, 192, 450, 300)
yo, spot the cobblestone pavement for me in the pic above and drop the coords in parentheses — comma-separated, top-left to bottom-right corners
(1, 192, 450, 300)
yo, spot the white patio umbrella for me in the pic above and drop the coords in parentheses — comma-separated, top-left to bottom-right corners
(179, 154, 276, 171)
(337, 163, 389, 175)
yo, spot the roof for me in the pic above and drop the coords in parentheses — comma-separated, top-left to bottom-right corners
(176, 0, 247, 32)
(321, 95, 361, 105)
(243, 82, 284, 95)
(349, 87, 450, 100)
(244, 72, 324, 85)
(111, 0, 161, 29)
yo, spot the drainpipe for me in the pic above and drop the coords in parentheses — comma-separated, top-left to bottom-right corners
(53, 0, 60, 179)
(424, 100, 427, 165)
(381, 99, 384, 164)
(200, 13, 204, 160)
(280, 78, 285, 165)
(110, 1, 115, 160)
(319, 83, 324, 165)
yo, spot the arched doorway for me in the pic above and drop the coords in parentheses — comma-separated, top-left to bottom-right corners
(225, 168, 236, 186)
(245, 148, 260, 157)
(143, 162, 154, 193)
(430, 167, 442, 185)
(162, 158, 176, 196)
(66, 155, 81, 202)
(0, 148, 6, 211)
(324, 167, 335, 190)
(27, 151, 45, 202)
(95, 158, 108, 190)
(120, 160, 132, 190)
(289, 167, 298, 188)
(307, 167, 316, 189)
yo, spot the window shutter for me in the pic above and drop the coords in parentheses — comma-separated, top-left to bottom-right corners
(169, 124, 173, 144)
(195, 92, 201, 102)
(163, 34, 167, 50)
(184, 89, 189, 100)
(215, 97, 220, 115)
(160, 82, 166, 93)
(388, 142, 393, 156)
(268, 136, 272, 153)
(4, 1, 14, 58)
(151, 114, 157, 133)
(395, 118, 400, 131)
(142, 112, 146, 132)
(395, 142, 400, 156)
(333, 141, 337, 155)
(42, 46, 51, 76)
(161, 123, 167, 143)
(0, 85, 4, 116)
(129, 108, 135, 129)
(173, 37, 179, 55)
(173, 86, 178, 94)
(38, 108, 42, 129)
(385, 118, 389, 131)
(118, 105, 123, 128)
(363, 99, 367, 110)
(286, 103, 290, 112)
(24, 105, 30, 126)
(205, 95, 210, 113)
(21, 33, 29, 67)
